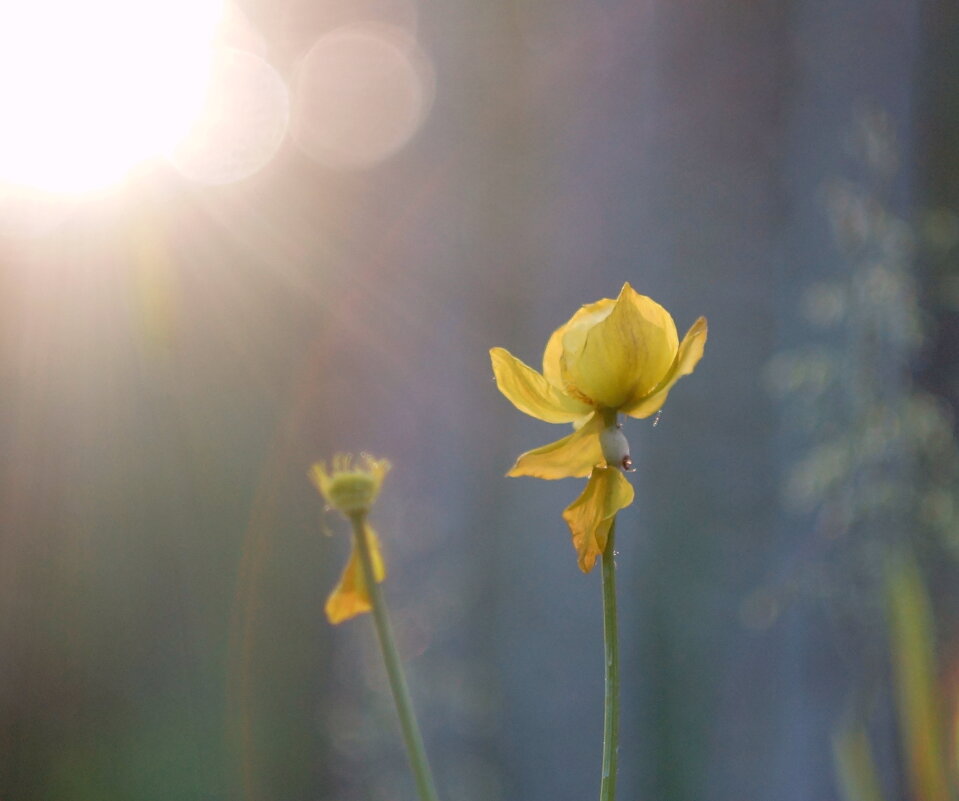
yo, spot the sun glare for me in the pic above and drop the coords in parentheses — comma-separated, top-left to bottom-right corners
(0, 0, 225, 194)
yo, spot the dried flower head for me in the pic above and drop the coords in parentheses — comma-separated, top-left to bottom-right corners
(309, 453, 391, 623)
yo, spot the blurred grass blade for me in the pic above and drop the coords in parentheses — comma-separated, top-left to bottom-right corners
(833, 725, 888, 801)
(954, 692, 959, 790)
(886, 555, 952, 801)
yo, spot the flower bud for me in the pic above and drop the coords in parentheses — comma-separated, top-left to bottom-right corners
(599, 424, 633, 472)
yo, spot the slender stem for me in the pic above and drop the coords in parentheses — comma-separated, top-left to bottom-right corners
(600, 516, 620, 801)
(349, 513, 441, 801)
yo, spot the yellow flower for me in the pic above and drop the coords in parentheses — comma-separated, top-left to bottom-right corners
(310, 453, 390, 623)
(490, 283, 707, 572)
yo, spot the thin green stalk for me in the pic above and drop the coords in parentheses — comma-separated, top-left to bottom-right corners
(600, 517, 620, 801)
(349, 513, 441, 801)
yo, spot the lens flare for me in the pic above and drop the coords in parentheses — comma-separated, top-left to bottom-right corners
(291, 24, 435, 170)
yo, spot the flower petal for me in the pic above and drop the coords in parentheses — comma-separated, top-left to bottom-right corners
(508, 412, 603, 479)
(490, 347, 592, 423)
(561, 283, 679, 408)
(325, 525, 386, 624)
(542, 299, 615, 391)
(622, 316, 707, 419)
(562, 467, 635, 573)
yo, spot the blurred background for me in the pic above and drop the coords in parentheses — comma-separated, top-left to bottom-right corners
(2, 1, 959, 799)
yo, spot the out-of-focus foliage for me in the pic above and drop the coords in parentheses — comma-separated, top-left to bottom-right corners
(759, 108, 959, 801)
(761, 109, 959, 628)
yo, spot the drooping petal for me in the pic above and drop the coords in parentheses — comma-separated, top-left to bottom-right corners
(325, 525, 386, 624)
(508, 413, 603, 479)
(561, 283, 679, 408)
(622, 316, 707, 419)
(562, 466, 635, 573)
(490, 347, 592, 423)
(542, 298, 615, 391)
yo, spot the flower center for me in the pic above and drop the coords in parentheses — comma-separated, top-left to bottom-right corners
(325, 472, 381, 513)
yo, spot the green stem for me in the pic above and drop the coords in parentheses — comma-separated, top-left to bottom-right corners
(349, 513, 441, 801)
(600, 516, 620, 801)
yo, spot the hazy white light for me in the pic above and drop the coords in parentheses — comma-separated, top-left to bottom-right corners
(167, 48, 290, 185)
(0, 187, 75, 239)
(0, 0, 225, 193)
(292, 25, 435, 170)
